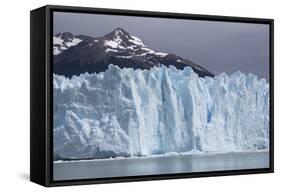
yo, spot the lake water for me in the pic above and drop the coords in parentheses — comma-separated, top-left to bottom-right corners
(53, 151, 269, 181)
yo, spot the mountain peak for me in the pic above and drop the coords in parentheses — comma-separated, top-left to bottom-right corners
(104, 27, 130, 40)
(103, 28, 145, 48)
(55, 32, 74, 42)
(53, 29, 214, 77)
(113, 27, 128, 34)
(53, 32, 82, 55)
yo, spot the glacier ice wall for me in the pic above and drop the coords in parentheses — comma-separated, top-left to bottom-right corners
(53, 65, 269, 160)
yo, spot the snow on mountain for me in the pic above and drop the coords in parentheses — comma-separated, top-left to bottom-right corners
(103, 27, 145, 50)
(154, 52, 169, 57)
(53, 32, 83, 55)
(53, 28, 214, 77)
(53, 65, 269, 160)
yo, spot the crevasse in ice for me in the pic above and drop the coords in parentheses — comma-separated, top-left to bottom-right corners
(53, 64, 269, 160)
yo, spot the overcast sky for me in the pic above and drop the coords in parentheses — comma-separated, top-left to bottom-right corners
(54, 12, 270, 80)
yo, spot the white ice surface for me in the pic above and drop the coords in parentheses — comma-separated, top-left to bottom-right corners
(53, 65, 269, 159)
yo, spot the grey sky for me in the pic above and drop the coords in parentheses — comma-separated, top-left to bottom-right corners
(54, 12, 270, 80)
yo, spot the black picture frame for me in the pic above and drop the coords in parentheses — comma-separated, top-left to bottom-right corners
(30, 5, 274, 187)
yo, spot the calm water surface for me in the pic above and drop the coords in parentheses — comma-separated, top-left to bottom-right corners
(53, 151, 269, 181)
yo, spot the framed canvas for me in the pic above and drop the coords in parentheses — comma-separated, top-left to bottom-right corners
(30, 5, 274, 187)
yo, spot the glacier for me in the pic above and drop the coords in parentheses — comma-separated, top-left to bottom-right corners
(53, 64, 269, 160)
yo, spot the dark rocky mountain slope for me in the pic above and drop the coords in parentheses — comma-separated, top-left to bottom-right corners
(53, 28, 214, 77)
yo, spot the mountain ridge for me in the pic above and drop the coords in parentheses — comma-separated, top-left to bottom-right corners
(53, 28, 214, 77)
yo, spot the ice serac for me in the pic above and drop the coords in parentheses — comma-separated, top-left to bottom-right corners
(53, 65, 269, 160)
